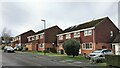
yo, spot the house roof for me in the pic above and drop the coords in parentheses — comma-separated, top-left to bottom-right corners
(63, 17, 108, 33)
(17, 30, 35, 36)
(113, 33, 120, 43)
(36, 25, 63, 34)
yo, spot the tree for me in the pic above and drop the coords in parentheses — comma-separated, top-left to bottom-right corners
(1, 27, 12, 46)
(63, 39, 80, 57)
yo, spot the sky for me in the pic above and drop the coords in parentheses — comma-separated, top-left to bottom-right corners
(0, 0, 119, 36)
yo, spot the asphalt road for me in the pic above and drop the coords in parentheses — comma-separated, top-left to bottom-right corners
(2, 51, 75, 66)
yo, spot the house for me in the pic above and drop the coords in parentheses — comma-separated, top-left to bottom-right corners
(57, 17, 119, 55)
(26, 25, 63, 52)
(11, 30, 35, 48)
(112, 32, 120, 55)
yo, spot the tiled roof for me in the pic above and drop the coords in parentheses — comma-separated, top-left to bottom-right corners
(113, 33, 120, 43)
(36, 25, 63, 34)
(63, 17, 108, 33)
(15, 30, 35, 37)
(35, 30, 44, 34)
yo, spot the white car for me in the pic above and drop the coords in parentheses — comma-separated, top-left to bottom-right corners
(87, 49, 113, 60)
(4, 46, 14, 53)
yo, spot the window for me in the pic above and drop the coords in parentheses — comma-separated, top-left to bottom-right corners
(40, 34, 44, 39)
(59, 35, 63, 40)
(34, 36, 36, 40)
(84, 30, 92, 36)
(32, 37, 34, 40)
(74, 32, 80, 38)
(19, 36, 21, 40)
(110, 31, 113, 37)
(66, 34, 71, 39)
(82, 43, 92, 50)
(36, 35, 39, 40)
(28, 38, 31, 41)
(39, 43, 44, 48)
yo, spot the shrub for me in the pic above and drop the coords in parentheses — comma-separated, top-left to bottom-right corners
(63, 39, 80, 57)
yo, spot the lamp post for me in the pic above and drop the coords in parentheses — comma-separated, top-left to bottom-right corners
(41, 19, 46, 55)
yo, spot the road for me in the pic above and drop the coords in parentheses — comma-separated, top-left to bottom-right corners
(2, 51, 74, 66)
(1, 51, 108, 68)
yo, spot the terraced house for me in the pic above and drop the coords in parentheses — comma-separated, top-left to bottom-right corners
(26, 25, 63, 52)
(57, 17, 119, 55)
(11, 30, 35, 47)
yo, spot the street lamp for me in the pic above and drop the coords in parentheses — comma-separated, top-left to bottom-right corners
(41, 19, 46, 55)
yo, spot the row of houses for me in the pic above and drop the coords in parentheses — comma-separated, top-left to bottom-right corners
(11, 17, 120, 55)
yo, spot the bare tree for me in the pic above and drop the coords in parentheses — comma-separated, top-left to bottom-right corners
(1, 27, 12, 46)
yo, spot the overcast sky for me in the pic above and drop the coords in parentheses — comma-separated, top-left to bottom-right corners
(0, 0, 119, 36)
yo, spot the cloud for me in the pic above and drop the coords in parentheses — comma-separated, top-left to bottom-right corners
(0, 1, 118, 36)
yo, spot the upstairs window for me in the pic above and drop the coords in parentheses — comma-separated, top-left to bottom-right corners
(84, 30, 92, 36)
(110, 31, 113, 37)
(66, 34, 71, 39)
(19, 36, 21, 40)
(34, 36, 36, 40)
(28, 37, 31, 41)
(36, 35, 39, 40)
(40, 34, 44, 39)
(32, 37, 34, 40)
(59, 35, 63, 40)
(74, 32, 80, 38)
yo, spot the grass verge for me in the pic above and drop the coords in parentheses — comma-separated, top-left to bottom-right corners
(33, 51, 87, 61)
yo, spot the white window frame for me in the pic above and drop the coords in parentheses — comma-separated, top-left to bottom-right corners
(39, 43, 44, 48)
(82, 43, 92, 50)
(28, 37, 31, 41)
(40, 34, 44, 39)
(59, 35, 63, 40)
(74, 32, 80, 38)
(36, 35, 39, 40)
(84, 30, 92, 36)
(32, 37, 34, 40)
(66, 34, 71, 39)
(110, 31, 113, 37)
(19, 36, 21, 40)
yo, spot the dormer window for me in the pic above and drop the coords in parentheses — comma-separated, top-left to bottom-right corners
(74, 32, 80, 38)
(66, 34, 71, 39)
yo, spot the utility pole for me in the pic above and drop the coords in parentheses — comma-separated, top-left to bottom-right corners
(41, 19, 46, 55)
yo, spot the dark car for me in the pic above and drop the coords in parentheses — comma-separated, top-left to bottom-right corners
(4, 46, 14, 53)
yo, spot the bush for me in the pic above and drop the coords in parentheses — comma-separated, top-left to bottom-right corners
(105, 55, 120, 67)
(90, 57, 105, 64)
(63, 39, 80, 57)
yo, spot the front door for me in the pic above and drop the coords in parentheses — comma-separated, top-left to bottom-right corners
(36, 44, 38, 51)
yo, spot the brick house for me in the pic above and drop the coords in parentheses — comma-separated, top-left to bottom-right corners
(112, 32, 120, 55)
(57, 17, 119, 54)
(26, 25, 63, 52)
(11, 30, 35, 47)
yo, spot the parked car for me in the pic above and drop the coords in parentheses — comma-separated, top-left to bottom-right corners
(4, 46, 14, 53)
(14, 45, 23, 51)
(90, 54, 105, 64)
(86, 49, 113, 60)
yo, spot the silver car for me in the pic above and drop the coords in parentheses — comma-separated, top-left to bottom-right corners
(4, 46, 14, 53)
(87, 49, 113, 60)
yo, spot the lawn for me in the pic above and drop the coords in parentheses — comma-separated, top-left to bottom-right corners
(98, 63, 107, 66)
(33, 51, 87, 61)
